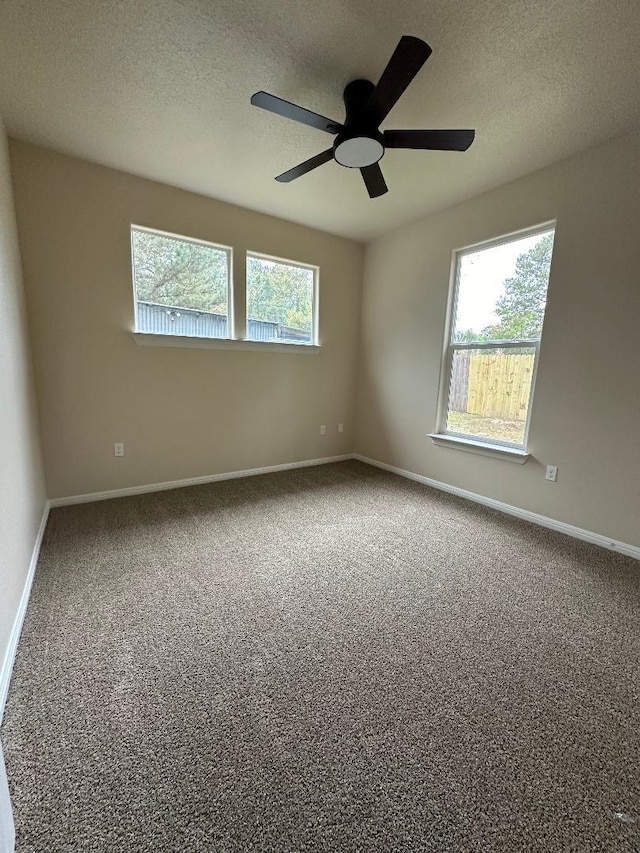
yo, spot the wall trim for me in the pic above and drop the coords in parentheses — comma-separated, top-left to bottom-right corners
(353, 454, 640, 560)
(48, 455, 353, 507)
(0, 501, 50, 724)
(130, 332, 321, 354)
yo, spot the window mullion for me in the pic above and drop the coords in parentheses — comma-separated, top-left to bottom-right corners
(451, 339, 539, 351)
(232, 250, 246, 340)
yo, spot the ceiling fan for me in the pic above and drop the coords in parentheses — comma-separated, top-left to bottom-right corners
(250, 35, 475, 199)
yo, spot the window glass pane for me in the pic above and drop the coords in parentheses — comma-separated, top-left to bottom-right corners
(453, 229, 554, 343)
(132, 228, 230, 338)
(246, 255, 315, 344)
(445, 346, 536, 446)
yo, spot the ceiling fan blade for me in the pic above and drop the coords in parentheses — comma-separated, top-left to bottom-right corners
(360, 36, 432, 128)
(275, 148, 334, 182)
(384, 129, 475, 151)
(251, 91, 342, 135)
(360, 163, 388, 198)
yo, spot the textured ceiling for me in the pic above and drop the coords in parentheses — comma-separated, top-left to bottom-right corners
(1, 0, 639, 241)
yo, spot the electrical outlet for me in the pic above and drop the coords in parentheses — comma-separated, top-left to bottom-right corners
(545, 465, 557, 482)
(320, 425, 326, 435)
(338, 423, 344, 433)
(114, 442, 125, 457)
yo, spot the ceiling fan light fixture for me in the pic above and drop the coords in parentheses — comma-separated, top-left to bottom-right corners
(334, 135, 384, 168)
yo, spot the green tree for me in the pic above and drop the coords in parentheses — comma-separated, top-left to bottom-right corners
(247, 257, 313, 331)
(133, 231, 314, 333)
(482, 233, 554, 340)
(453, 327, 489, 344)
(132, 230, 228, 312)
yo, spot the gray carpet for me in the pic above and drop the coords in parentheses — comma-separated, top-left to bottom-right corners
(2, 460, 639, 852)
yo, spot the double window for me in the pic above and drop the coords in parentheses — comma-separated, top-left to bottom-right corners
(130, 226, 318, 347)
(438, 224, 555, 451)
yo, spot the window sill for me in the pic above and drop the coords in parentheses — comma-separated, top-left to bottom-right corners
(428, 433, 530, 464)
(130, 332, 321, 354)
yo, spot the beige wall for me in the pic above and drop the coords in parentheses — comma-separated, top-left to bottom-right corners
(7, 132, 639, 545)
(356, 130, 640, 547)
(9, 141, 364, 499)
(0, 119, 46, 704)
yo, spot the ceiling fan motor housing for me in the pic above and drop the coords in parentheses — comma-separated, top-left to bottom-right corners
(333, 79, 385, 169)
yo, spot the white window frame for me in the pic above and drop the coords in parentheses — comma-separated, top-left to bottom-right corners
(129, 225, 321, 353)
(246, 251, 319, 347)
(431, 221, 555, 460)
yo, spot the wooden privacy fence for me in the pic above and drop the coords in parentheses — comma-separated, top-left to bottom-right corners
(450, 351, 535, 421)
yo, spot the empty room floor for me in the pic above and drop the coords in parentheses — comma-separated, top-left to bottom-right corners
(2, 461, 639, 852)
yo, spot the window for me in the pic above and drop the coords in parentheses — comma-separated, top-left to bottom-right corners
(437, 224, 555, 450)
(130, 228, 319, 350)
(246, 254, 317, 345)
(131, 226, 231, 339)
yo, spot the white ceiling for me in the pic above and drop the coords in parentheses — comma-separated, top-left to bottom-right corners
(1, 0, 639, 241)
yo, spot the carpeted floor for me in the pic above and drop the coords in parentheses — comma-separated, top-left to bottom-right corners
(2, 460, 639, 852)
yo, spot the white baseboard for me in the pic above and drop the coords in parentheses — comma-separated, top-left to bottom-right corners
(0, 501, 50, 724)
(39, 450, 640, 559)
(353, 454, 640, 560)
(48, 455, 353, 508)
